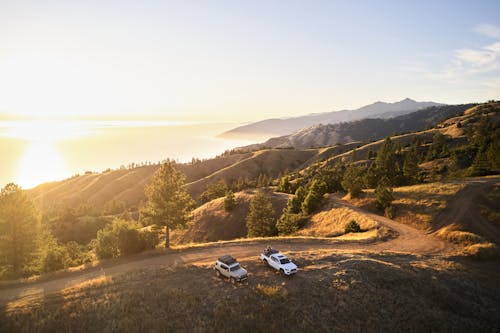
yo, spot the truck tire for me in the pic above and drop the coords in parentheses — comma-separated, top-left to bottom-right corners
(263, 259, 268, 265)
(280, 268, 286, 276)
(216, 269, 221, 278)
(231, 277, 237, 284)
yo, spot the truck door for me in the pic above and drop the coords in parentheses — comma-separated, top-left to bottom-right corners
(271, 256, 279, 270)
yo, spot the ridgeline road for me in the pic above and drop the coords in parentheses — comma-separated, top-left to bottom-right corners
(2, 178, 498, 306)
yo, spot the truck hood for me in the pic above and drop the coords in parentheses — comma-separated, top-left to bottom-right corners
(282, 262, 297, 271)
(234, 267, 248, 277)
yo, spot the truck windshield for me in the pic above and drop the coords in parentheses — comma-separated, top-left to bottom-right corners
(280, 258, 290, 264)
(230, 264, 241, 271)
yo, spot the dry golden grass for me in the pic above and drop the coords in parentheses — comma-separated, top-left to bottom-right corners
(171, 189, 290, 244)
(64, 276, 113, 292)
(436, 224, 500, 259)
(298, 207, 378, 237)
(335, 229, 379, 241)
(463, 243, 500, 259)
(480, 182, 500, 226)
(255, 284, 288, 299)
(2, 252, 499, 332)
(436, 225, 485, 245)
(349, 182, 466, 230)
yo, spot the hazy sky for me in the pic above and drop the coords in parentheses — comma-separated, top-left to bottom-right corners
(1, 0, 500, 122)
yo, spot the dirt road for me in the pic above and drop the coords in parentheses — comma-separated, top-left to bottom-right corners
(0, 194, 456, 306)
(432, 177, 500, 244)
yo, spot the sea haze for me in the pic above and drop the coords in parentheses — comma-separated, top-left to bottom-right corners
(0, 120, 255, 189)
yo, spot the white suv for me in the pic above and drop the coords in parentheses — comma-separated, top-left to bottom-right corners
(214, 255, 248, 283)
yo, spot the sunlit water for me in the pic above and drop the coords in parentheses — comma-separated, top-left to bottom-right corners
(0, 120, 257, 189)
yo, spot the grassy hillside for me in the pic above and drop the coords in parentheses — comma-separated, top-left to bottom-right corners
(29, 152, 253, 209)
(347, 179, 500, 259)
(185, 149, 318, 199)
(172, 189, 290, 244)
(2, 251, 499, 332)
(240, 103, 474, 150)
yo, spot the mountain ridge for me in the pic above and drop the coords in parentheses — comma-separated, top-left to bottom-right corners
(220, 98, 443, 139)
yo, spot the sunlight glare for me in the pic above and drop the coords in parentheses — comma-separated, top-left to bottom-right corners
(16, 141, 69, 189)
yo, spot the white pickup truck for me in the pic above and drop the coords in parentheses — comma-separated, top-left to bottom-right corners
(260, 248, 298, 275)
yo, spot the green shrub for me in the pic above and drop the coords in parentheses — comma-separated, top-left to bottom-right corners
(344, 220, 361, 234)
(42, 246, 69, 272)
(96, 228, 118, 259)
(276, 213, 308, 235)
(95, 219, 160, 259)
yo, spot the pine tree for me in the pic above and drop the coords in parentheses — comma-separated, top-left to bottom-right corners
(224, 190, 236, 212)
(470, 149, 490, 176)
(140, 162, 194, 248)
(0, 183, 39, 276)
(375, 137, 399, 185)
(301, 180, 326, 214)
(403, 145, 420, 185)
(276, 212, 306, 235)
(341, 165, 364, 198)
(363, 163, 379, 188)
(375, 177, 394, 210)
(277, 175, 293, 193)
(246, 190, 276, 237)
(288, 186, 307, 214)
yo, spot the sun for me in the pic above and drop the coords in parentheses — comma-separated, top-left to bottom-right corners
(7, 120, 83, 189)
(16, 141, 69, 189)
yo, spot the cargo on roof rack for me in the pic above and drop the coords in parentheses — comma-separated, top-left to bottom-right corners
(218, 255, 237, 266)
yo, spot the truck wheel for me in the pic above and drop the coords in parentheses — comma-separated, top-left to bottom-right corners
(280, 269, 286, 276)
(263, 259, 268, 265)
(231, 277, 237, 284)
(216, 270, 221, 278)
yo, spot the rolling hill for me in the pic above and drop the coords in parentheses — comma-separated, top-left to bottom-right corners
(28, 101, 496, 217)
(238, 103, 474, 150)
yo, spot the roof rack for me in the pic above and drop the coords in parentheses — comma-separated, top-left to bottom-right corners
(218, 255, 237, 265)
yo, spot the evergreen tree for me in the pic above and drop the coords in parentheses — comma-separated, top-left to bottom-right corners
(0, 183, 39, 276)
(486, 135, 500, 170)
(140, 162, 194, 248)
(277, 175, 293, 194)
(224, 190, 236, 212)
(375, 137, 400, 185)
(341, 165, 364, 198)
(288, 186, 307, 214)
(426, 132, 448, 160)
(363, 163, 379, 188)
(375, 177, 394, 210)
(301, 180, 326, 214)
(199, 179, 228, 203)
(276, 212, 307, 235)
(403, 145, 420, 184)
(246, 190, 276, 237)
(257, 173, 271, 187)
(318, 163, 345, 193)
(470, 149, 490, 176)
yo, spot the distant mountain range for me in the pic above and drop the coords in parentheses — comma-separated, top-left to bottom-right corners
(237, 104, 474, 151)
(220, 98, 443, 139)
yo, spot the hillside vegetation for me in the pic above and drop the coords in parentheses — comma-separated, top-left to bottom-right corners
(2, 101, 498, 280)
(172, 189, 290, 244)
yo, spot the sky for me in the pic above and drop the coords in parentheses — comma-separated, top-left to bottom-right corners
(1, 0, 500, 122)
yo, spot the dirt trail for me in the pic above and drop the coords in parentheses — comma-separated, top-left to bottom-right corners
(432, 178, 500, 244)
(4, 178, 497, 306)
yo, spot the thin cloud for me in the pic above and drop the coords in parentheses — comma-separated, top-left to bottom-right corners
(455, 42, 500, 70)
(474, 24, 500, 39)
